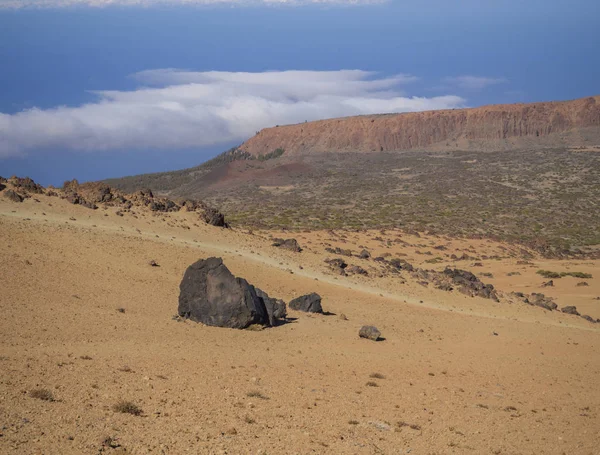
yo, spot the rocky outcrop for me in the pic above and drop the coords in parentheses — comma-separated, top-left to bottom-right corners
(200, 206, 226, 227)
(4, 189, 24, 203)
(178, 257, 286, 329)
(239, 96, 600, 156)
(8, 176, 44, 194)
(441, 268, 499, 301)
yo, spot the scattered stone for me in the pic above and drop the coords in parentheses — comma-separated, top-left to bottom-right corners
(254, 288, 287, 326)
(529, 293, 558, 311)
(346, 265, 368, 276)
(9, 176, 44, 194)
(288, 293, 323, 313)
(359, 325, 381, 341)
(389, 258, 414, 272)
(272, 238, 302, 252)
(576, 282, 589, 287)
(581, 314, 596, 323)
(440, 267, 498, 301)
(4, 189, 24, 203)
(148, 260, 159, 267)
(561, 306, 579, 315)
(339, 313, 348, 321)
(178, 257, 272, 329)
(541, 280, 554, 287)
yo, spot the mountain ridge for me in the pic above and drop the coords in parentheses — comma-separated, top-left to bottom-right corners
(238, 95, 600, 156)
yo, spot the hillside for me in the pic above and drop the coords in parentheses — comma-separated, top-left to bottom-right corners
(103, 96, 600, 256)
(2, 180, 600, 454)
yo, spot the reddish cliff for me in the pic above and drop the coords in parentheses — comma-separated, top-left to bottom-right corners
(240, 96, 600, 155)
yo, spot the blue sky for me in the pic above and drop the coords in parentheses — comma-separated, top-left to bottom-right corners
(1, 0, 598, 186)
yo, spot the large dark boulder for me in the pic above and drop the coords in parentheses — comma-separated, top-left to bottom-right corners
(178, 257, 270, 329)
(255, 288, 287, 326)
(289, 293, 323, 313)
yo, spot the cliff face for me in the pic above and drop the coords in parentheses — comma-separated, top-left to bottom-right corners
(239, 96, 600, 156)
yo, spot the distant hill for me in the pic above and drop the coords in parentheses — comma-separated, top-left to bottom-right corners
(238, 95, 600, 157)
(106, 95, 600, 195)
(103, 96, 600, 255)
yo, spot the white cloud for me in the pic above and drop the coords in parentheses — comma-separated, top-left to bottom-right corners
(444, 75, 507, 91)
(0, 0, 386, 9)
(0, 70, 465, 157)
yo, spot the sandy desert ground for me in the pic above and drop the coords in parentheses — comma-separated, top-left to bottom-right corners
(1, 193, 600, 455)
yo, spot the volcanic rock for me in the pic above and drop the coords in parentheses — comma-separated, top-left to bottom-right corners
(561, 306, 579, 315)
(178, 257, 270, 329)
(288, 293, 323, 313)
(254, 288, 287, 326)
(529, 293, 558, 311)
(4, 189, 24, 203)
(359, 249, 371, 259)
(359, 326, 381, 341)
(272, 238, 302, 252)
(8, 176, 44, 194)
(201, 206, 227, 227)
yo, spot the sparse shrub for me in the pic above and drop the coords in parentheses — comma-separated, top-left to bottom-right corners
(536, 270, 561, 279)
(30, 388, 54, 401)
(257, 148, 285, 161)
(537, 270, 592, 279)
(112, 400, 142, 416)
(246, 390, 269, 400)
(369, 373, 385, 379)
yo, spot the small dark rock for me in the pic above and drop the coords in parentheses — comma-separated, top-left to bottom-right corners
(201, 207, 227, 227)
(359, 325, 381, 341)
(288, 293, 323, 313)
(346, 265, 368, 276)
(272, 238, 302, 252)
(529, 293, 558, 311)
(561, 306, 579, 315)
(541, 280, 554, 287)
(576, 282, 589, 287)
(255, 288, 287, 326)
(358, 249, 371, 259)
(581, 314, 596, 323)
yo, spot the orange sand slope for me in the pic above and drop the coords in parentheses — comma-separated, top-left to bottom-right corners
(1, 194, 599, 454)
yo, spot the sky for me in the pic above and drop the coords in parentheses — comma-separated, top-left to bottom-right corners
(0, 0, 599, 186)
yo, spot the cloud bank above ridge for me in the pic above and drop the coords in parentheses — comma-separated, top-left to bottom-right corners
(0, 0, 387, 9)
(0, 69, 466, 157)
